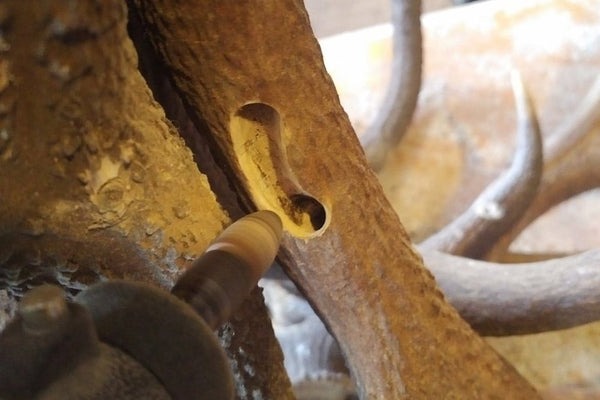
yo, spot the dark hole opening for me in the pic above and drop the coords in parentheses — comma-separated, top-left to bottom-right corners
(289, 194, 327, 231)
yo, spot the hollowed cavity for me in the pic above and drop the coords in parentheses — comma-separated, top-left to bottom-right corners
(230, 103, 329, 238)
(289, 194, 327, 231)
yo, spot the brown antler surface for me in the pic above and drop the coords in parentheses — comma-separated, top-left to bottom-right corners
(265, 246, 600, 397)
(268, 0, 600, 397)
(423, 250, 600, 336)
(0, 1, 294, 398)
(130, 0, 541, 398)
(0, 0, 226, 292)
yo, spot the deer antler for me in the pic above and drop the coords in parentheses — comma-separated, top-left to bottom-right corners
(424, 250, 600, 336)
(263, 2, 600, 395)
(359, 0, 422, 171)
(488, 74, 600, 260)
(419, 72, 543, 258)
(129, 0, 543, 396)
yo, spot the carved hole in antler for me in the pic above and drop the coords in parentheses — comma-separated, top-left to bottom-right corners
(230, 103, 329, 237)
(289, 194, 327, 231)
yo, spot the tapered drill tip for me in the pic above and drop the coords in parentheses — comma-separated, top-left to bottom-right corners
(206, 210, 283, 280)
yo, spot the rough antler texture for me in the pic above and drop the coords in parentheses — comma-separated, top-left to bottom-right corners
(359, 0, 422, 171)
(0, 0, 222, 292)
(264, 1, 600, 395)
(129, 0, 541, 398)
(424, 250, 600, 336)
(0, 1, 294, 398)
(420, 72, 543, 258)
(265, 246, 600, 391)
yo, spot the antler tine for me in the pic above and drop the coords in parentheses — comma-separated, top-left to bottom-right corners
(488, 74, 600, 260)
(424, 249, 600, 336)
(419, 71, 543, 259)
(360, 0, 422, 171)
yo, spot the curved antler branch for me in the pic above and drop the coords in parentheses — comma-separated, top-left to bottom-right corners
(131, 0, 540, 396)
(488, 74, 600, 260)
(420, 72, 543, 258)
(360, 0, 422, 171)
(265, 247, 600, 396)
(423, 249, 600, 336)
